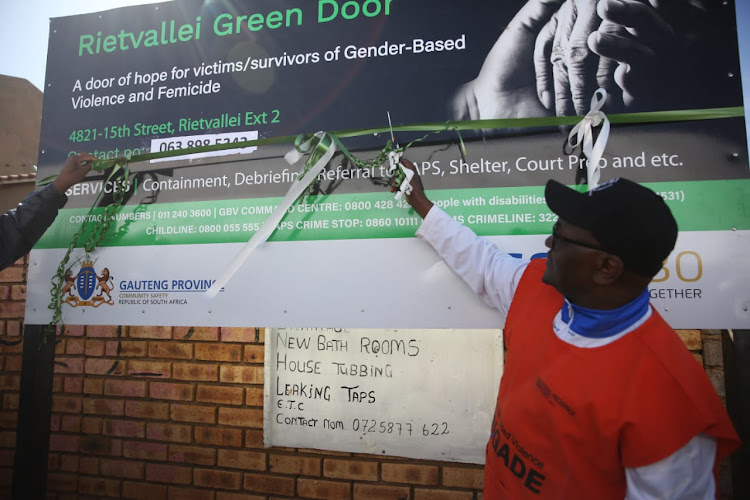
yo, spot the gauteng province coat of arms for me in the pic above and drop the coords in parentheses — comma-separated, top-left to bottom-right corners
(61, 259, 114, 308)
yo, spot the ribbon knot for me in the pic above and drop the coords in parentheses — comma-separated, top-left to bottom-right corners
(567, 88, 610, 190)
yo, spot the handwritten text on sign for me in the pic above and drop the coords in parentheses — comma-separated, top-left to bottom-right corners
(263, 328, 503, 464)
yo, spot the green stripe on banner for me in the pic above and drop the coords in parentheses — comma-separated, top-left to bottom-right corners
(35, 179, 750, 249)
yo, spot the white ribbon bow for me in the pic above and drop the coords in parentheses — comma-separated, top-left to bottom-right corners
(567, 88, 610, 190)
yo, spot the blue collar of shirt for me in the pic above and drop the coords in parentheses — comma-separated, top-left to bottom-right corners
(560, 289, 650, 339)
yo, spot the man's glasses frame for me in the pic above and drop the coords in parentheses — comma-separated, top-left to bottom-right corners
(551, 222, 602, 251)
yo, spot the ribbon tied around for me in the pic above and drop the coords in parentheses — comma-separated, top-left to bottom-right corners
(566, 88, 610, 191)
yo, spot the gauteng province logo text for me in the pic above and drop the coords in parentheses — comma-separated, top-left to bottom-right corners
(61, 259, 114, 308)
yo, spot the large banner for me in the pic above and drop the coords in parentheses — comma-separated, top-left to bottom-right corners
(25, 0, 750, 328)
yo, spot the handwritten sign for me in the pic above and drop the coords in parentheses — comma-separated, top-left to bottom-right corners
(263, 327, 503, 463)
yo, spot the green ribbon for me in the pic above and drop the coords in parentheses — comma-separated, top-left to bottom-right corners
(36, 105, 744, 186)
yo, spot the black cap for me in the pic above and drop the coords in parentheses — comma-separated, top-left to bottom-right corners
(545, 178, 678, 277)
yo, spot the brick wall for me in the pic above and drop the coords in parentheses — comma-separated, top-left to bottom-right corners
(0, 256, 736, 499)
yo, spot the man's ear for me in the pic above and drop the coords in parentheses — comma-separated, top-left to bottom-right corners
(592, 253, 624, 285)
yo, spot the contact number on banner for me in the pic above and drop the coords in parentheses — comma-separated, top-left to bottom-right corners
(150, 130, 259, 163)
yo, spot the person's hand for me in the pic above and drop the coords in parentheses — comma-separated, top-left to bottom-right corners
(390, 158, 433, 219)
(533, 0, 617, 116)
(451, 0, 565, 122)
(587, 0, 708, 111)
(52, 152, 95, 195)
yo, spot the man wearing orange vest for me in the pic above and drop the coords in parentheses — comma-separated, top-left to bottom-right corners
(396, 159, 740, 498)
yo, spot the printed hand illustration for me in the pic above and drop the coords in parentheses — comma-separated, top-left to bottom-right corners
(451, 0, 565, 122)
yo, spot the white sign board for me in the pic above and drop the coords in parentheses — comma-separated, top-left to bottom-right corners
(263, 327, 503, 464)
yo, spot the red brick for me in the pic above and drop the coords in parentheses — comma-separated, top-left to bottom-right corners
(100, 459, 145, 480)
(168, 444, 216, 465)
(83, 398, 125, 416)
(128, 360, 171, 377)
(0, 286, 8, 300)
(150, 381, 194, 401)
(245, 387, 264, 407)
(60, 415, 82, 433)
(0, 302, 24, 319)
(218, 407, 263, 428)
(3, 354, 21, 372)
(47, 473, 77, 492)
(5, 320, 21, 336)
(0, 375, 19, 390)
(220, 327, 258, 342)
(242, 472, 295, 496)
(79, 456, 100, 474)
(0, 410, 18, 429)
(244, 345, 265, 363)
(173, 362, 218, 381)
(0, 267, 24, 283)
(130, 326, 172, 339)
(147, 422, 192, 443)
(103, 418, 145, 439)
(297, 478, 350, 499)
(54, 357, 84, 374)
(195, 343, 242, 362)
(194, 468, 242, 490)
(49, 434, 80, 453)
(324, 459, 378, 481)
(174, 326, 219, 341)
(354, 484, 411, 500)
(104, 379, 147, 397)
(167, 485, 215, 500)
(195, 426, 243, 447)
(171, 403, 216, 424)
(269, 454, 320, 476)
(63, 376, 83, 394)
(52, 395, 82, 413)
(2, 393, 18, 410)
(146, 463, 192, 484)
(85, 339, 106, 356)
(78, 476, 121, 497)
(83, 377, 104, 394)
(125, 400, 169, 420)
(216, 493, 266, 500)
(414, 489, 473, 500)
(196, 385, 244, 405)
(217, 449, 266, 471)
(59, 454, 79, 473)
(0, 431, 15, 447)
(10, 285, 25, 300)
(85, 325, 120, 338)
(107, 340, 148, 357)
(63, 338, 82, 355)
(382, 463, 439, 485)
(123, 440, 168, 461)
(122, 481, 167, 500)
(219, 365, 263, 384)
(443, 466, 483, 489)
(81, 417, 102, 434)
(85, 358, 123, 375)
(149, 341, 194, 359)
(63, 325, 85, 337)
(245, 430, 264, 448)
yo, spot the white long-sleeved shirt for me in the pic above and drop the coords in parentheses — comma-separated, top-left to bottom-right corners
(416, 206, 717, 499)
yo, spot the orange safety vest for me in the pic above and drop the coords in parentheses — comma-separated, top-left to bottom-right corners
(484, 259, 740, 499)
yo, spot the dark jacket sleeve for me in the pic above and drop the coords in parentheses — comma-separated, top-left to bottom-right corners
(0, 184, 67, 271)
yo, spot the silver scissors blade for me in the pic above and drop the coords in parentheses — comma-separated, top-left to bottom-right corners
(387, 111, 396, 144)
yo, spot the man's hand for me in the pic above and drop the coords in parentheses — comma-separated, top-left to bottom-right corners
(451, 0, 565, 121)
(52, 152, 95, 195)
(390, 159, 433, 219)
